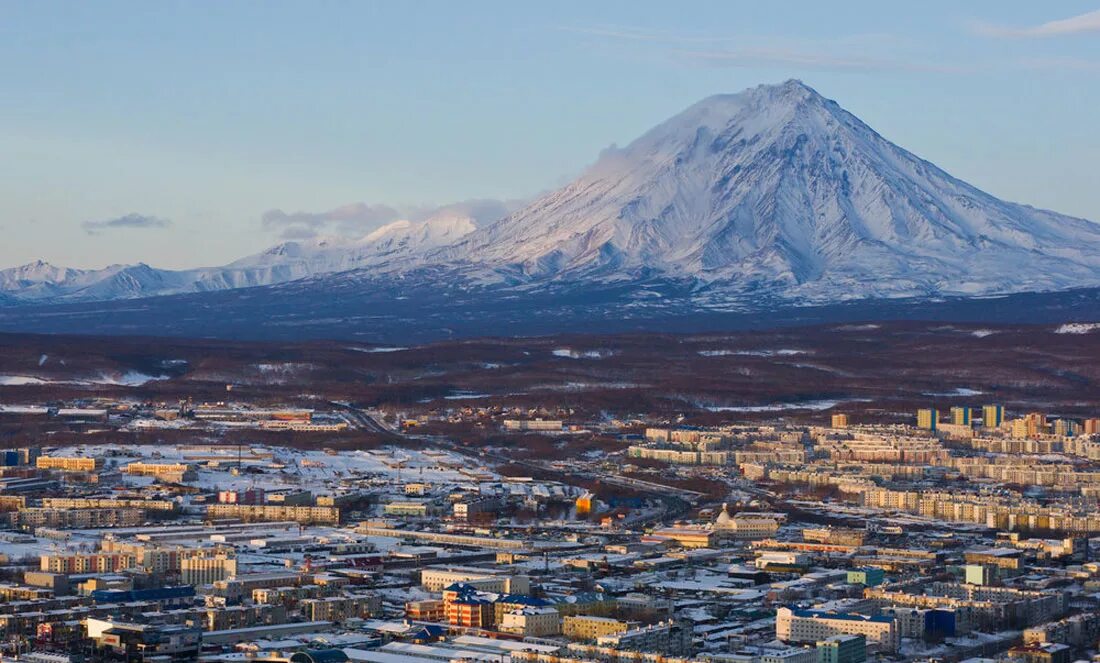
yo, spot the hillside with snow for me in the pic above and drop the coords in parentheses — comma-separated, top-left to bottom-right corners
(0, 205, 488, 303)
(2, 80, 1099, 326)
(430, 80, 1100, 303)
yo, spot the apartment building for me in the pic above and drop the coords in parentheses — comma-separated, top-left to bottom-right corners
(562, 615, 636, 641)
(180, 552, 238, 586)
(206, 504, 340, 525)
(405, 599, 445, 621)
(383, 500, 439, 517)
(301, 594, 381, 622)
(122, 462, 195, 482)
(776, 607, 898, 652)
(253, 584, 328, 606)
(442, 585, 494, 628)
(501, 606, 562, 636)
(11, 508, 144, 529)
(41, 552, 137, 574)
(503, 419, 563, 432)
(41, 497, 177, 513)
(419, 568, 529, 593)
(36, 456, 102, 472)
(983, 405, 1005, 428)
(203, 604, 286, 631)
(917, 409, 938, 431)
(596, 620, 692, 655)
(865, 581, 1065, 630)
(817, 634, 867, 663)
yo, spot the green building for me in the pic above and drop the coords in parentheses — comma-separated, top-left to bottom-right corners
(846, 568, 885, 586)
(818, 634, 867, 663)
(965, 564, 995, 586)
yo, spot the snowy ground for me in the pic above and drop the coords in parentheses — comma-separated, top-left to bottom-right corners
(49, 443, 494, 496)
(0, 371, 167, 386)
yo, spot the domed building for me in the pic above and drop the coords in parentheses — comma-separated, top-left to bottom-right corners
(713, 503, 780, 540)
(714, 503, 735, 531)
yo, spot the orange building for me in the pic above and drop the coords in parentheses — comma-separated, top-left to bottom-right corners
(442, 584, 495, 628)
(575, 493, 593, 517)
(406, 599, 445, 622)
(1024, 412, 1048, 437)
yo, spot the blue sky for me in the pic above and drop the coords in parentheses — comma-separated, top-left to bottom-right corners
(2, 1, 1100, 269)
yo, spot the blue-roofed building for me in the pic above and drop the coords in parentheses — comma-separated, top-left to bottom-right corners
(493, 593, 554, 623)
(408, 624, 447, 643)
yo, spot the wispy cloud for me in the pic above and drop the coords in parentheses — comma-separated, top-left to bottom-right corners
(261, 203, 403, 240)
(561, 24, 963, 74)
(82, 213, 172, 235)
(261, 199, 522, 240)
(972, 9, 1100, 37)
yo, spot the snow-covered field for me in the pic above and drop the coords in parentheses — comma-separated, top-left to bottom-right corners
(923, 387, 984, 397)
(1055, 322, 1100, 334)
(49, 443, 494, 494)
(552, 348, 615, 359)
(0, 371, 166, 386)
(698, 348, 805, 357)
(705, 398, 868, 413)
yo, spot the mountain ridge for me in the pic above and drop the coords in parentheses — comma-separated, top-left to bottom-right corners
(416, 79, 1100, 303)
(3, 79, 1100, 313)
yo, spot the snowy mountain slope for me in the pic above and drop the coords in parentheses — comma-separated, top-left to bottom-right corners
(429, 80, 1100, 302)
(0, 205, 490, 303)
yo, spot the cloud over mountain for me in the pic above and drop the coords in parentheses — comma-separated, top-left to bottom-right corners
(260, 203, 404, 240)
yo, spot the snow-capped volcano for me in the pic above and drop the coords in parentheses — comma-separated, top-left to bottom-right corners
(434, 79, 1100, 301)
(2, 80, 1100, 312)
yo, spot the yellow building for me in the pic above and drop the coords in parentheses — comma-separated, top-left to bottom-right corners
(917, 409, 938, 431)
(41, 497, 176, 512)
(831, 414, 850, 429)
(562, 615, 635, 641)
(36, 456, 101, 472)
(206, 504, 339, 525)
(951, 407, 973, 426)
(983, 405, 1005, 428)
(123, 462, 195, 482)
(180, 552, 238, 586)
(1008, 416, 1049, 439)
(647, 527, 715, 549)
(501, 607, 562, 636)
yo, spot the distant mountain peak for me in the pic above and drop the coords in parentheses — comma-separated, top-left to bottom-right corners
(427, 80, 1100, 300)
(1, 81, 1099, 311)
